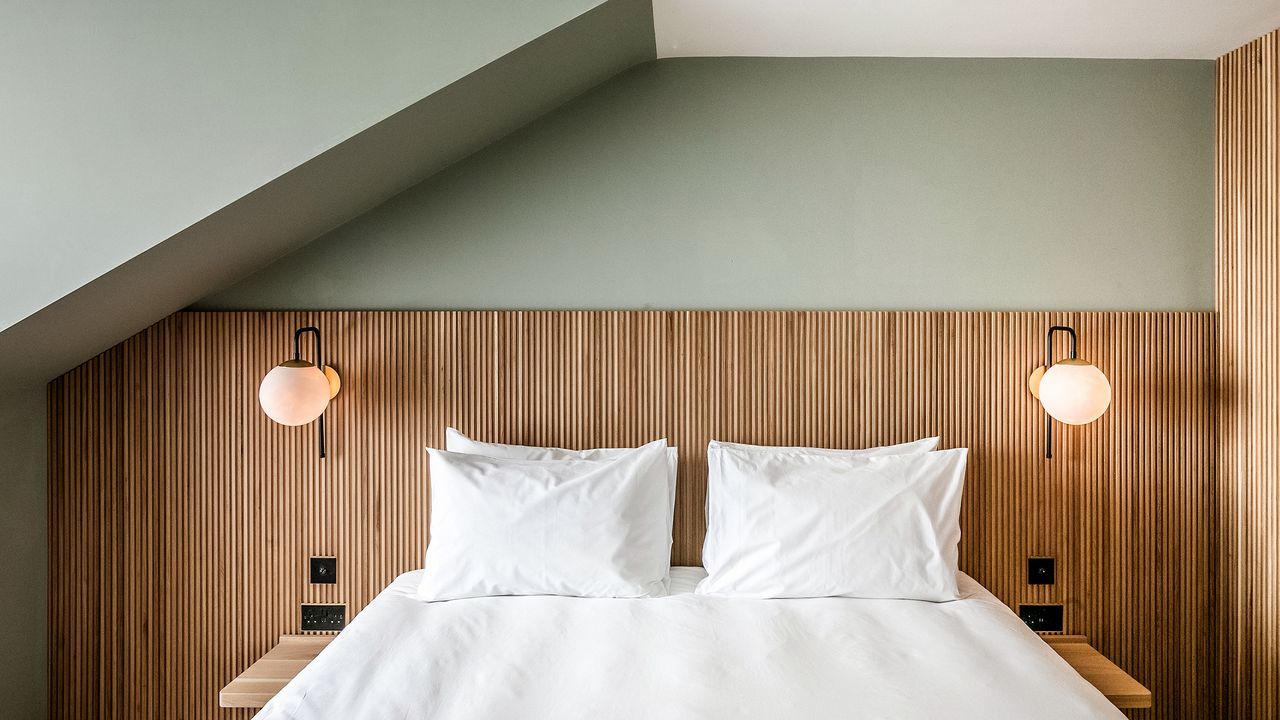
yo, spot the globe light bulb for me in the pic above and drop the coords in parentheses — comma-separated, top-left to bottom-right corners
(1037, 359, 1111, 425)
(258, 360, 331, 426)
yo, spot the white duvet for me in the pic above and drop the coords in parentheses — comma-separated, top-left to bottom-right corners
(256, 568, 1123, 720)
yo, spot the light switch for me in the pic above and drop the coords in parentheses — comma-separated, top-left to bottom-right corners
(310, 556, 337, 584)
(1028, 557, 1055, 585)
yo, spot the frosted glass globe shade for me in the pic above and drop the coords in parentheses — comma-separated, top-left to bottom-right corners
(1038, 359, 1111, 425)
(259, 360, 331, 426)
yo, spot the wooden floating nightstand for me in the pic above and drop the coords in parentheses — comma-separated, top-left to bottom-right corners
(220, 635, 336, 708)
(1043, 634, 1153, 710)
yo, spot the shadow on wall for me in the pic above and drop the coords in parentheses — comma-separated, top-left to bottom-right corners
(0, 386, 47, 719)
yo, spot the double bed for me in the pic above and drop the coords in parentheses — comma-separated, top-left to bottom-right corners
(255, 567, 1124, 719)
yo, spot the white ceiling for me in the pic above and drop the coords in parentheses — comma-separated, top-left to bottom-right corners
(653, 0, 1280, 59)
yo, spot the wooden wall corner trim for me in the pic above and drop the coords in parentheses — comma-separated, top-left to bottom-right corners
(1216, 24, 1280, 720)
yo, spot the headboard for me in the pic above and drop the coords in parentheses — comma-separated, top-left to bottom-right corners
(48, 310, 1216, 718)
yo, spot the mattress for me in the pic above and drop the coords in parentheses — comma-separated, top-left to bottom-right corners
(255, 567, 1123, 719)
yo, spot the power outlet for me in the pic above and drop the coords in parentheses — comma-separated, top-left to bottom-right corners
(1019, 604, 1064, 633)
(1028, 557, 1055, 585)
(310, 556, 337, 584)
(301, 603, 345, 632)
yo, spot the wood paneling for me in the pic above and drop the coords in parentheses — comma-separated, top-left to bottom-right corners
(1217, 25, 1280, 720)
(48, 310, 1216, 719)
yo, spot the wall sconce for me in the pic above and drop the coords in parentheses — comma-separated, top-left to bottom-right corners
(1028, 325, 1111, 459)
(258, 326, 340, 458)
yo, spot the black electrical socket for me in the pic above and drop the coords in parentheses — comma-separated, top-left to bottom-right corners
(1028, 557, 1055, 585)
(310, 556, 337, 584)
(1019, 604, 1064, 633)
(301, 603, 345, 632)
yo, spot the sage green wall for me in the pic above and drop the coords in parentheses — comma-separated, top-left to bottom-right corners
(202, 57, 1215, 312)
(0, 388, 47, 718)
(0, 0, 604, 333)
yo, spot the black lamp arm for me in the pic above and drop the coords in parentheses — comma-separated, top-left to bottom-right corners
(1043, 325, 1078, 460)
(1045, 325, 1077, 365)
(292, 326, 324, 369)
(291, 325, 327, 460)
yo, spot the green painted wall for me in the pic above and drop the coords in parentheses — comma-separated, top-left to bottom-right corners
(202, 57, 1215, 312)
(0, 0, 605, 333)
(0, 388, 47, 718)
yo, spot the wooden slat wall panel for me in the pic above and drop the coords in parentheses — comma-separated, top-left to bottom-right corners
(48, 310, 1217, 719)
(1217, 26, 1280, 720)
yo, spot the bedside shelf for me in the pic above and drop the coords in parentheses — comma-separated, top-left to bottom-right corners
(220, 635, 336, 708)
(1043, 634, 1153, 709)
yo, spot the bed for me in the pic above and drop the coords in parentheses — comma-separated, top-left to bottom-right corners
(254, 567, 1124, 720)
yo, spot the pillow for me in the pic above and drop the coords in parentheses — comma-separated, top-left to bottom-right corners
(419, 439, 672, 601)
(700, 436, 939, 571)
(711, 437, 940, 456)
(444, 427, 679, 548)
(697, 443, 967, 601)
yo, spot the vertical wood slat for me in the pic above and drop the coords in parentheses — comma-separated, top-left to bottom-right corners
(1217, 25, 1280, 720)
(47, 309, 1216, 719)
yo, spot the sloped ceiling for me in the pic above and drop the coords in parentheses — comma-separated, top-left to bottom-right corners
(654, 0, 1280, 59)
(0, 0, 655, 388)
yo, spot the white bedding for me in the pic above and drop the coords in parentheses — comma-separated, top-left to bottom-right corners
(256, 568, 1123, 720)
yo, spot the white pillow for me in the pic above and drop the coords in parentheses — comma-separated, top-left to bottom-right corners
(697, 443, 967, 601)
(711, 437, 940, 456)
(419, 440, 672, 601)
(444, 427, 679, 547)
(700, 437, 940, 571)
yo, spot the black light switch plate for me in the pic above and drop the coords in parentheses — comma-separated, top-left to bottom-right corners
(1028, 557, 1055, 585)
(310, 556, 337, 584)
(301, 603, 345, 632)
(1019, 604, 1064, 633)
